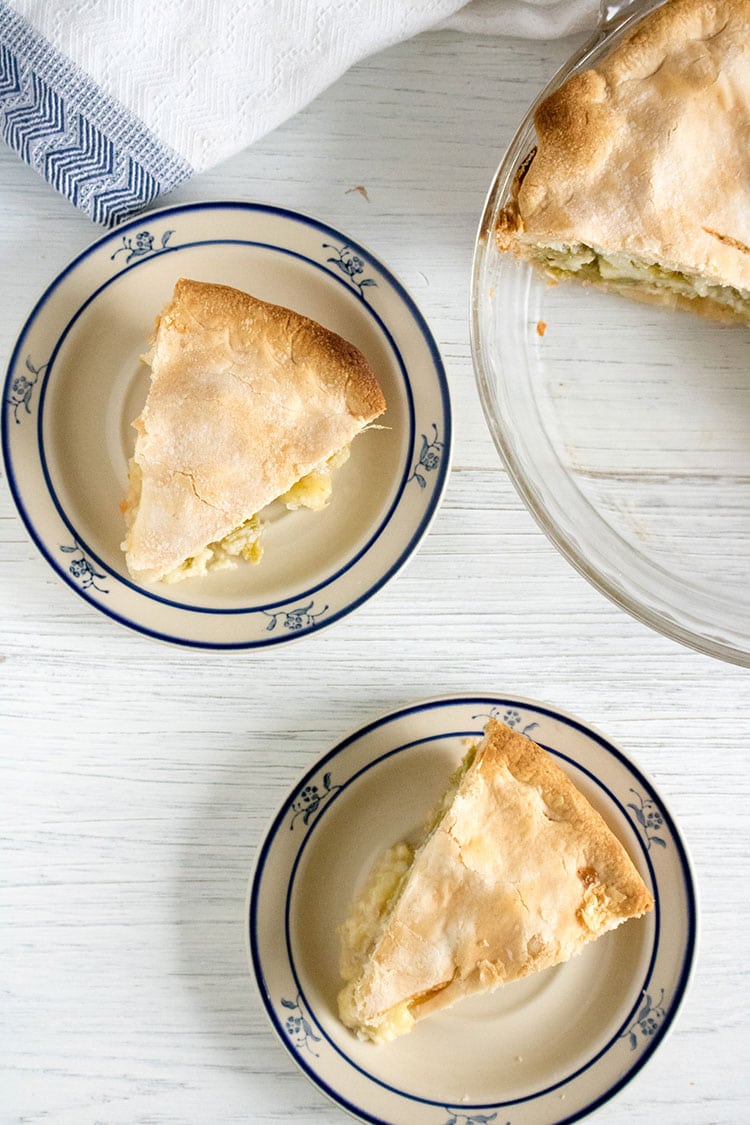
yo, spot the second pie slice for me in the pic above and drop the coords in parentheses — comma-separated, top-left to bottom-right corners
(338, 719, 653, 1042)
(122, 279, 386, 583)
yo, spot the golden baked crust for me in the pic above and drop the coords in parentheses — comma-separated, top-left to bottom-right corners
(122, 278, 386, 582)
(338, 720, 653, 1042)
(497, 0, 750, 322)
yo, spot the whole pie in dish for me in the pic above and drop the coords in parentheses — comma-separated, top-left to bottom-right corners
(496, 0, 750, 324)
(337, 719, 653, 1042)
(121, 279, 386, 583)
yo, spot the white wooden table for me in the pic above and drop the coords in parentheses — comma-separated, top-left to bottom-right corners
(1, 27, 748, 1125)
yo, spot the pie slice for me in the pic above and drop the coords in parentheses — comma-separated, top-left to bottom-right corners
(121, 278, 386, 583)
(337, 719, 653, 1042)
(496, 0, 750, 324)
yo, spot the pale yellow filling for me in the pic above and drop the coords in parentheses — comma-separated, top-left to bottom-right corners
(337, 743, 479, 1043)
(159, 514, 264, 584)
(531, 241, 750, 317)
(123, 446, 350, 583)
(280, 446, 349, 510)
(337, 842, 417, 1042)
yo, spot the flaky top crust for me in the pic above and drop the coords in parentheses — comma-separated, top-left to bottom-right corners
(123, 279, 386, 580)
(498, 0, 750, 292)
(344, 720, 653, 1029)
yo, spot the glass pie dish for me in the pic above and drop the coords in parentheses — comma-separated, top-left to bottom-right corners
(471, 0, 750, 667)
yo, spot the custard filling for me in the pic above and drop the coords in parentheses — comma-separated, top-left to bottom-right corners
(527, 241, 750, 316)
(337, 743, 479, 1043)
(121, 446, 350, 583)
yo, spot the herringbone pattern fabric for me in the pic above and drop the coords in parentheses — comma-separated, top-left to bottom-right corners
(0, 0, 597, 226)
(0, 2, 191, 225)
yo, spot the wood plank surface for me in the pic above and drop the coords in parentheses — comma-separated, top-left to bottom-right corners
(1, 27, 748, 1125)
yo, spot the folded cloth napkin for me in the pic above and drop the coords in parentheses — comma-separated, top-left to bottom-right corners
(0, 0, 599, 227)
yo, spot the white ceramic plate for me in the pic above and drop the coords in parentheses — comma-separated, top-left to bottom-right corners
(2, 201, 450, 648)
(248, 694, 697, 1125)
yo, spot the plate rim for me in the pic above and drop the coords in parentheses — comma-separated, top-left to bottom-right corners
(1, 198, 452, 649)
(247, 692, 699, 1125)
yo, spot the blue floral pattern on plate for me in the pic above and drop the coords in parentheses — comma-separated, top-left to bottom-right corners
(408, 423, 444, 488)
(323, 242, 377, 300)
(470, 705, 539, 738)
(60, 541, 109, 593)
(620, 989, 667, 1051)
(110, 227, 175, 266)
(263, 600, 328, 634)
(627, 788, 667, 850)
(280, 993, 322, 1057)
(443, 1111, 506, 1125)
(289, 772, 341, 832)
(5, 356, 46, 424)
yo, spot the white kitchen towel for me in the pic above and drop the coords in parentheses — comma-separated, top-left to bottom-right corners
(0, 0, 599, 227)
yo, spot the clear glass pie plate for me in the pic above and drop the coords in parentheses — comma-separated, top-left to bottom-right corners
(471, 1, 750, 667)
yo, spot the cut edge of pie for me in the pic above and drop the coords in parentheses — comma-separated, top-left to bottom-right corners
(121, 279, 386, 583)
(337, 719, 654, 1043)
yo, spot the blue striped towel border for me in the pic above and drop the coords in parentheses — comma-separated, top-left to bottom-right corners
(0, 1, 192, 226)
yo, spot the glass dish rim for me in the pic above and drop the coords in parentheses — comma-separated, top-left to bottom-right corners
(469, 1, 750, 669)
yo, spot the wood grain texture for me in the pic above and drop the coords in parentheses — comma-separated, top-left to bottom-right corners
(1, 27, 748, 1125)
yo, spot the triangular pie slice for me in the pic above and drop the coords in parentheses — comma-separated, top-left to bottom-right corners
(121, 278, 386, 583)
(338, 719, 653, 1042)
(496, 0, 750, 324)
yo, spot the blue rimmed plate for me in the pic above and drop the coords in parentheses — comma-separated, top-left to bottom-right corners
(2, 201, 451, 648)
(248, 694, 697, 1125)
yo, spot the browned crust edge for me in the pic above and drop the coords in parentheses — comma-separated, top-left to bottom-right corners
(166, 278, 386, 421)
(480, 719, 654, 919)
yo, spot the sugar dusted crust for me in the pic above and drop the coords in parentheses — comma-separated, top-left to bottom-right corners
(166, 279, 386, 421)
(476, 721, 653, 918)
(338, 720, 653, 1042)
(122, 279, 386, 582)
(496, 0, 750, 323)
